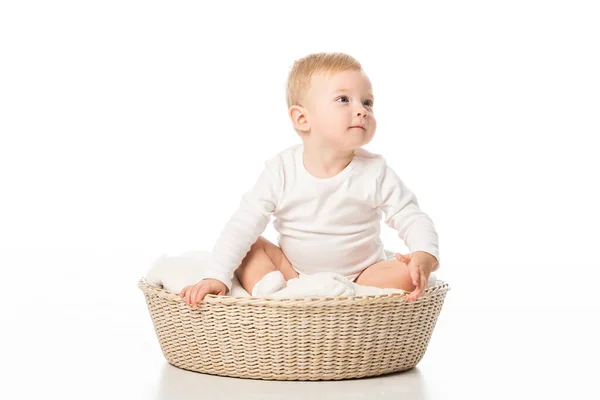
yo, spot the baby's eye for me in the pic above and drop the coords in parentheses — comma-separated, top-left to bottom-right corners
(364, 100, 373, 107)
(336, 96, 350, 103)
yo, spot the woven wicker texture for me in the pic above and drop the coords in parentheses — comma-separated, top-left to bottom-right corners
(138, 278, 450, 381)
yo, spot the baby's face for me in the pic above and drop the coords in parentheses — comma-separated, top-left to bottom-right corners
(303, 69, 376, 151)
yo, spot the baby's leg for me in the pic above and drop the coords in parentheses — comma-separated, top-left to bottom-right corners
(354, 258, 417, 292)
(234, 236, 299, 295)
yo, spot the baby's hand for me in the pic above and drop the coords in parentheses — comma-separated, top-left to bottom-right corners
(180, 278, 227, 307)
(396, 251, 439, 302)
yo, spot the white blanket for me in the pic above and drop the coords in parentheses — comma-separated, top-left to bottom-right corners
(145, 250, 437, 298)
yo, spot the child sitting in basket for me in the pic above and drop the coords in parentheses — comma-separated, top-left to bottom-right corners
(181, 52, 440, 306)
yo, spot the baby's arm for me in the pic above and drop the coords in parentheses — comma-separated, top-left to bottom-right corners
(202, 160, 282, 293)
(376, 162, 440, 268)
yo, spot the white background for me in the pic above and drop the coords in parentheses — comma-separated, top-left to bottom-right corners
(1, 1, 598, 399)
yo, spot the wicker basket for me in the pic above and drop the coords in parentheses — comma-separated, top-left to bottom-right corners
(138, 278, 450, 381)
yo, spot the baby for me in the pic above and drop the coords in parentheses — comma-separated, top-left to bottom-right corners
(181, 52, 440, 306)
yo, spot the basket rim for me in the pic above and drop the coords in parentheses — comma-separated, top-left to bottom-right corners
(138, 277, 450, 308)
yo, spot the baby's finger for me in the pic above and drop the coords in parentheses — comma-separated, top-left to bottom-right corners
(186, 283, 200, 306)
(420, 270, 427, 293)
(412, 270, 426, 300)
(180, 286, 189, 298)
(189, 283, 203, 306)
(184, 287, 191, 305)
(193, 286, 210, 307)
(409, 265, 420, 288)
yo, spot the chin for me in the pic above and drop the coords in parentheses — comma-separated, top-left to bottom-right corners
(333, 135, 373, 151)
(357, 136, 374, 148)
(341, 143, 367, 152)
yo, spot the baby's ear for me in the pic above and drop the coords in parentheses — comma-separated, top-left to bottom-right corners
(289, 105, 310, 133)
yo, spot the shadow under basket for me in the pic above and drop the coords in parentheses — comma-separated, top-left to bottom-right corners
(138, 278, 450, 381)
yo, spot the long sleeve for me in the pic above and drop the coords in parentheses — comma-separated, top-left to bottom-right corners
(202, 160, 282, 292)
(375, 162, 440, 263)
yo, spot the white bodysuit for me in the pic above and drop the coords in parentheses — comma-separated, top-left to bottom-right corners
(203, 144, 440, 292)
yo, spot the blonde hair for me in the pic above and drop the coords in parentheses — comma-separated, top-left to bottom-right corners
(286, 52, 363, 108)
